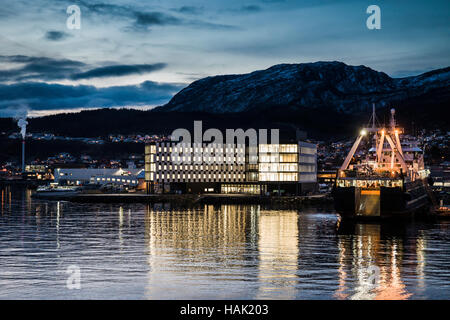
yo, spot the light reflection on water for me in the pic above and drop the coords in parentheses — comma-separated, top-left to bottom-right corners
(0, 185, 449, 299)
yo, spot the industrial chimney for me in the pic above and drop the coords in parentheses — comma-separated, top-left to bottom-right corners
(17, 118, 28, 173)
(22, 139, 25, 173)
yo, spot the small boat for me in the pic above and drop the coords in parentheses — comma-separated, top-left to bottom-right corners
(36, 183, 80, 193)
(431, 204, 450, 219)
(333, 106, 431, 220)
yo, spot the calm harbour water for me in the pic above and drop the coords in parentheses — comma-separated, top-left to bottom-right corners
(0, 185, 449, 300)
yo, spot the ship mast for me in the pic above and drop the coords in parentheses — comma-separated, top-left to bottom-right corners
(338, 106, 426, 182)
(340, 106, 408, 174)
(340, 103, 378, 171)
(372, 103, 379, 164)
(372, 103, 376, 130)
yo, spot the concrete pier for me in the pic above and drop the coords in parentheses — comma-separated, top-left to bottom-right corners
(32, 191, 333, 206)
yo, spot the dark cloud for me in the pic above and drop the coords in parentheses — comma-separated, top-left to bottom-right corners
(239, 5, 262, 13)
(75, 0, 130, 16)
(172, 6, 204, 15)
(0, 55, 166, 82)
(0, 55, 86, 82)
(0, 81, 185, 116)
(44, 31, 71, 41)
(131, 11, 237, 31)
(74, 0, 237, 31)
(220, 4, 263, 16)
(188, 21, 239, 31)
(134, 12, 181, 27)
(76, 1, 185, 27)
(75, 1, 183, 29)
(0, 55, 83, 66)
(71, 63, 167, 80)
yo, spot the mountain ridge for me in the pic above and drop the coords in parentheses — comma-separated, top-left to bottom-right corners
(157, 61, 450, 114)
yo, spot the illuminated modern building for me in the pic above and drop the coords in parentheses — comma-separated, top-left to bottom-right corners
(144, 141, 317, 195)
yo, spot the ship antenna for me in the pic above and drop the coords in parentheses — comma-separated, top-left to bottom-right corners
(390, 108, 396, 129)
(367, 103, 379, 130)
(372, 103, 376, 130)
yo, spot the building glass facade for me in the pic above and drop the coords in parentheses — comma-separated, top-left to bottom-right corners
(144, 141, 317, 194)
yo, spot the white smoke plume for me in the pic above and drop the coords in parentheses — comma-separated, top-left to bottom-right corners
(12, 105, 29, 140)
(17, 118, 28, 139)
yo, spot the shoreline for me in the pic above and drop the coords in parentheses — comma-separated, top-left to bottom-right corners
(32, 191, 334, 206)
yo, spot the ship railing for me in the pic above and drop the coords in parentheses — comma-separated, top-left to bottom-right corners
(338, 170, 402, 180)
(336, 178, 403, 189)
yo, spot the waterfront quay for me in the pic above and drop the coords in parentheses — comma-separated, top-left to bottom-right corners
(32, 191, 332, 206)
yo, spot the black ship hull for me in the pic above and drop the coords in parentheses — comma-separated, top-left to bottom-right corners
(333, 179, 430, 220)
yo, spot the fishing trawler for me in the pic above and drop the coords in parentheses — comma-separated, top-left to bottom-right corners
(333, 106, 431, 220)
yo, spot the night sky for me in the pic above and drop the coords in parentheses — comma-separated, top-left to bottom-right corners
(0, 0, 449, 117)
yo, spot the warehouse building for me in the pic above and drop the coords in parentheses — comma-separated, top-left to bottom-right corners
(54, 168, 142, 187)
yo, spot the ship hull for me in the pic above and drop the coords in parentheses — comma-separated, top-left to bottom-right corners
(333, 179, 430, 220)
